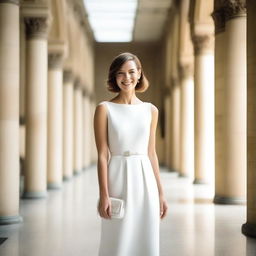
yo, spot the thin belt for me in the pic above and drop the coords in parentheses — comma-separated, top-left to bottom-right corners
(111, 150, 148, 157)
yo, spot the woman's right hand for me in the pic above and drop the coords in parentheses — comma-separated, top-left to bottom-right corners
(98, 196, 111, 219)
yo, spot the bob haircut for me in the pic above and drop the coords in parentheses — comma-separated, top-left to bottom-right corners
(107, 52, 149, 93)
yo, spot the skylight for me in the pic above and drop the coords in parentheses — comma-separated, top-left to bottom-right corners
(83, 0, 138, 42)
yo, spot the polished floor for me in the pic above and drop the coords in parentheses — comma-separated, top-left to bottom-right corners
(0, 165, 256, 256)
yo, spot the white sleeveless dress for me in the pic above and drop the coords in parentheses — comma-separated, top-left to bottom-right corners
(98, 101, 160, 256)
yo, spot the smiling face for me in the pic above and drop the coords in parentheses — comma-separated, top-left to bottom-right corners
(115, 60, 141, 92)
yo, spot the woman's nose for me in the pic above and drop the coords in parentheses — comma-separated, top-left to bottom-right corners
(123, 73, 130, 79)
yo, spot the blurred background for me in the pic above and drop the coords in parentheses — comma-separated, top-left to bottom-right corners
(1, 0, 256, 255)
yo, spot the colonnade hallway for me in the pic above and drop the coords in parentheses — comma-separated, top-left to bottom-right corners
(0, 165, 255, 256)
(2, 0, 256, 256)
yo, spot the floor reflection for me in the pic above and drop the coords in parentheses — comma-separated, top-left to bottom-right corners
(0, 166, 255, 256)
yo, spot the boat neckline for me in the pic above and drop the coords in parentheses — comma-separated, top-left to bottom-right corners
(106, 101, 146, 106)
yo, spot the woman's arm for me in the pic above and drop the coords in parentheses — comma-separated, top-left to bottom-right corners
(93, 103, 111, 219)
(148, 104, 168, 219)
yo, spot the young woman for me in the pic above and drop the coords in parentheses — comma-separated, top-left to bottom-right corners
(94, 52, 168, 256)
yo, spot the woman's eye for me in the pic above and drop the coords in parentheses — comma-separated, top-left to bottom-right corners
(116, 71, 135, 76)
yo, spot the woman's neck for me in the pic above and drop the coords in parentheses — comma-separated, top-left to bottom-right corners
(114, 92, 138, 104)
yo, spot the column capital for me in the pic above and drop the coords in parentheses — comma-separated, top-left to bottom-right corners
(212, 0, 246, 34)
(224, 0, 246, 21)
(192, 34, 214, 55)
(0, 0, 19, 4)
(89, 91, 95, 102)
(74, 78, 81, 90)
(82, 88, 90, 97)
(171, 77, 178, 88)
(48, 53, 63, 69)
(178, 63, 194, 79)
(211, 8, 226, 34)
(63, 70, 74, 83)
(162, 86, 171, 97)
(24, 17, 49, 39)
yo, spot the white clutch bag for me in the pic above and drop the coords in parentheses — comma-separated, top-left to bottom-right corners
(97, 197, 125, 219)
(109, 197, 125, 219)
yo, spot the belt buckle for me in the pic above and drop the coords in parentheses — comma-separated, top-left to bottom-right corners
(123, 151, 130, 156)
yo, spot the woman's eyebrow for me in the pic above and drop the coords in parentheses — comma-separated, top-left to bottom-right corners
(118, 69, 136, 72)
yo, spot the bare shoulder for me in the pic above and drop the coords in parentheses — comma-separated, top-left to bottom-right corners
(149, 103, 159, 115)
(96, 101, 107, 110)
(94, 101, 108, 117)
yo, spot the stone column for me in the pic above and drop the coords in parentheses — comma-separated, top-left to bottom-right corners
(0, 0, 22, 225)
(86, 94, 91, 167)
(47, 53, 63, 189)
(82, 91, 86, 171)
(242, 0, 256, 237)
(82, 90, 91, 170)
(63, 70, 74, 181)
(73, 80, 83, 175)
(163, 87, 172, 169)
(171, 80, 181, 173)
(23, 17, 48, 198)
(178, 0, 194, 178)
(212, 6, 226, 203)
(213, 1, 246, 204)
(89, 95, 97, 163)
(179, 64, 194, 178)
(87, 94, 93, 166)
(192, 35, 214, 184)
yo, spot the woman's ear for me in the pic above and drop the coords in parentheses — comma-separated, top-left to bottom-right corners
(138, 69, 142, 79)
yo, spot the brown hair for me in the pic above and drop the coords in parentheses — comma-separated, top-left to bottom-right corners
(107, 52, 149, 93)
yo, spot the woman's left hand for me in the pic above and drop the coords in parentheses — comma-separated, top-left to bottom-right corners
(159, 196, 168, 219)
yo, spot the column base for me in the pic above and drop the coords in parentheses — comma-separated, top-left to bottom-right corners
(47, 183, 62, 190)
(22, 191, 47, 199)
(179, 173, 188, 178)
(20, 175, 24, 194)
(0, 215, 23, 225)
(193, 178, 208, 184)
(63, 176, 72, 181)
(74, 169, 82, 176)
(242, 222, 256, 238)
(169, 168, 178, 173)
(214, 195, 246, 205)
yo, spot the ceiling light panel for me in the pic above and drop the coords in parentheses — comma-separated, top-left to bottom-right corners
(84, 0, 138, 42)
